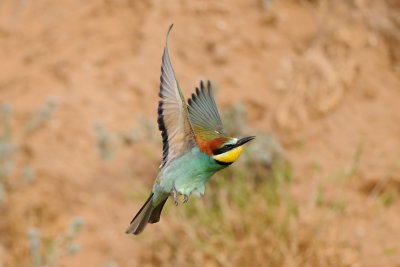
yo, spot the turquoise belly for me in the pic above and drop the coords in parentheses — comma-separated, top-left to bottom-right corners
(155, 148, 225, 196)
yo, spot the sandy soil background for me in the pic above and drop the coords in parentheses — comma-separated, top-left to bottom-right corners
(0, 0, 399, 266)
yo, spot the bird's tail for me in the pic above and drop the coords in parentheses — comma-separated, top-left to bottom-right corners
(126, 193, 168, 235)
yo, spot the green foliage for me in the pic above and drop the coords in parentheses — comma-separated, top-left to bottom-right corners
(261, 0, 274, 10)
(138, 157, 299, 266)
(378, 187, 400, 207)
(321, 144, 365, 186)
(23, 98, 57, 137)
(103, 260, 119, 267)
(0, 99, 56, 203)
(347, 143, 363, 178)
(94, 122, 115, 161)
(0, 99, 84, 266)
(94, 115, 157, 161)
(384, 245, 400, 256)
(0, 104, 15, 200)
(27, 217, 84, 267)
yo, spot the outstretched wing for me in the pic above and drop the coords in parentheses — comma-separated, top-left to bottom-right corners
(187, 80, 226, 141)
(157, 24, 196, 167)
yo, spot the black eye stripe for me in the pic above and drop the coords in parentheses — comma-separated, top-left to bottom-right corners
(212, 144, 235, 155)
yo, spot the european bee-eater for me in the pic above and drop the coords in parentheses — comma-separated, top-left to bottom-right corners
(126, 25, 254, 235)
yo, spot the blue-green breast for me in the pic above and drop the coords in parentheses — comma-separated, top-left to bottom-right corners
(155, 147, 226, 197)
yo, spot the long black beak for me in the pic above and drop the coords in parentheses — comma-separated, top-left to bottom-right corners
(236, 136, 255, 147)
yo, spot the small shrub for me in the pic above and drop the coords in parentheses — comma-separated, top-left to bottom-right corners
(27, 217, 84, 267)
(0, 99, 56, 203)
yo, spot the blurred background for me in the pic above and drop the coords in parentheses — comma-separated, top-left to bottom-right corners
(0, 0, 399, 266)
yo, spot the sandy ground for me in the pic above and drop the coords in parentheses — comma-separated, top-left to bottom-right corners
(0, 0, 399, 266)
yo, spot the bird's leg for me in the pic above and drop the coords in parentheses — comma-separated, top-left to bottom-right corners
(183, 194, 189, 204)
(172, 186, 179, 206)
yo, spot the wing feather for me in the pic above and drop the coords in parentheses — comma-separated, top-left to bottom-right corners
(157, 25, 196, 167)
(188, 81, 226, 140)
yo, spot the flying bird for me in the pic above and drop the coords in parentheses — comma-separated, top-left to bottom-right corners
(126, 25, 254, 235)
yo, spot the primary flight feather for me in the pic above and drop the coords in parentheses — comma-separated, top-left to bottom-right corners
(126, 25, 254, 235)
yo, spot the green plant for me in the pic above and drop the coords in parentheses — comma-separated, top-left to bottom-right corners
(94, 115, 157, 161)
(377, 185, 400, 207)
(262, 0, 274, 10)
(94, 122, 115, 161)
(0, 99, 56, 202)
(325, 144, 364, 183)
(27, 217, 84, 267)
(136, 157, 301, 266)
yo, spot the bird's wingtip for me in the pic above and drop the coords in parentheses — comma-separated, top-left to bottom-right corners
(165, 23, 174, 48)
(166, 24, 174, 38)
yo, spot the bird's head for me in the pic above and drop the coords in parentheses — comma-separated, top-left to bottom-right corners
(188, 80, 255, 166)
(209, 136, 255, 165)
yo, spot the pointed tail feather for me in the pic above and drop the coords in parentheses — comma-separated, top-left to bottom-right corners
(126, 193, 154, 235)
(126, 193, 168, 235)
(148, 197, 168, 223)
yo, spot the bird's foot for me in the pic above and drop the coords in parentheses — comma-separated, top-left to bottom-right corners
(183, 195, 189, 204)
(172, 187, 179, 206)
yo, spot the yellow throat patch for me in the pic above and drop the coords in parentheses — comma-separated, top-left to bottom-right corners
(212, 146, 243, 164)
